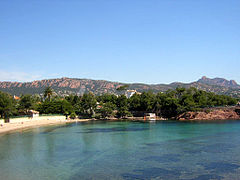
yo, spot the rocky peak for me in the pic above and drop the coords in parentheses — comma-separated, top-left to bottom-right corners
(198, 76, 239, 88)
(230, 80, 237, 86)
(0, 76, 239, 97)
(201, 76, 207, 80)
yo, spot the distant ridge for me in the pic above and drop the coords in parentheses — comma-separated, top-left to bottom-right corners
(0, 76, 239, 98)
(198, 76, 239, 88)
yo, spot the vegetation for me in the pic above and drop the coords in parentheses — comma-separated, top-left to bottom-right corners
(18, 94, 39, 114)
(116, 85, 129, 91)
(116, 95, 131, 118)
(44, 87, 54, 100)
(0, 87, 238, 120)
(69, 112, 77, 119)
(97, 102, 116, 118)
(0, 91, 16, 121)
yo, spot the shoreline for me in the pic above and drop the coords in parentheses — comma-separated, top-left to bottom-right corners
(0, 118, 93, 135)
(0, 116, 163, 135)
(2, 113, 240, 135)
(177, 108, 240, 121)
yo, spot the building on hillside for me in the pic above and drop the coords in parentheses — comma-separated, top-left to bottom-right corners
(237, 102, 240, 107)
(96, 102, 103, 110)
(29, 110, 39, 118)
(14, 95, 20, 100)
(125, 90, 141, 98)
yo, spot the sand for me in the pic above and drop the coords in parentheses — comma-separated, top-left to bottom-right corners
(0, 118, 92, 134)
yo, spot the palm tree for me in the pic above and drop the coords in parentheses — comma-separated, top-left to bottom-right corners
(44, 87, 53, 100)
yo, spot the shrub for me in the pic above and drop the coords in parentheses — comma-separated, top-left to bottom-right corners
(69, 112, 77, 119)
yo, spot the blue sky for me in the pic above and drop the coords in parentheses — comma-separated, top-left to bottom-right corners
(0, 0, 239, 84)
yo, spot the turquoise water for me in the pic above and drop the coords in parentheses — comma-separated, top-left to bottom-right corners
(1, 120, 240, 180)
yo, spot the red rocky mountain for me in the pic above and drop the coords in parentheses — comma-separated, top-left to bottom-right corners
(0, 76, 239, 98)
(197, 76, 239, 88)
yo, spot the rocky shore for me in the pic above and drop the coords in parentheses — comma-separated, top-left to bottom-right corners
(177, 107, 240, 121)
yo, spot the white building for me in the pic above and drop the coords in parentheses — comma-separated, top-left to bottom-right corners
(125, 90, 142, 98)
(144, 113, 156, 121)
(29, 110, 39, 118)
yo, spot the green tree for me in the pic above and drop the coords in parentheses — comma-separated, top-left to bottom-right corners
(96, 93, 117, 104)
(139, 91, 155, 111)
(116, 85, 129, 91)
(116, 85, 129, 95)
(129, 93, 141, 111)
(160, 95, 179, 118)
(80, 93, 97, 117)
(44, 87, 54, 101)
(153, 92, 164, 116)
(61, 99, 74, 116)
(98, 102, 116, 118)
(65, 94, 82, 114)
(0, 91, 16, 121)
(175, 87, 186, 99)
(18, 94, 34, 114)
(37, 99, 73, 115)
(178, 93, 196, 112)
(69, 112, 77, 119)
(65, 94, 80, 106)
(116, 95, 130, 118)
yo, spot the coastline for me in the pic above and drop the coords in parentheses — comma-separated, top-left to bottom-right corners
(0, 116, 163, 135)
(0, 117, 93, 135)
(177, 107, 240, 121)
(1, 108, 240, 135)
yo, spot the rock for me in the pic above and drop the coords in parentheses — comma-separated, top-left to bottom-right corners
(177, 108, 240, 121)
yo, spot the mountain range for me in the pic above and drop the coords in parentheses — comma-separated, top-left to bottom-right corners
(0, 76, 239, 98)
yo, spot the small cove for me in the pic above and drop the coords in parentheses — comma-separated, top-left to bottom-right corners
(0, 120, 240, 179)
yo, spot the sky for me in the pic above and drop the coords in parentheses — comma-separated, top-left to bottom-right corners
(0, 0, 239, 84)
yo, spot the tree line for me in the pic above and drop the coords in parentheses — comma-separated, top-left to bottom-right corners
(0, 87, 238, 120)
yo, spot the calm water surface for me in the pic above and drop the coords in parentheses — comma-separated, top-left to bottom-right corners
(1, 120, 240, 180)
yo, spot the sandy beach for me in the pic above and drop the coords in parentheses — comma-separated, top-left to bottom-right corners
(0, 118, 92, 134)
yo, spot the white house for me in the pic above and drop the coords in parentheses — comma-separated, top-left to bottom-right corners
(144, 113, 156, 121)
(29, 110, 39, 118)
(125, 90, 141, 98)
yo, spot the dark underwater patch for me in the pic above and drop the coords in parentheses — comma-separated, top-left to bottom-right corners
(184, 143, 235, 154)
(40, 124, 73, 134)
(122, 167, 180, 180)
(199, 162, 240, 173)
(189, 174, 223, 180)
(200, 143, 235, 153)
(144, 142, 162, 147)
(184, 149, 201, 154)
(77, 127, 149, 134)
(142, 154, 180, 163)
